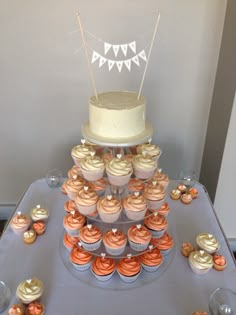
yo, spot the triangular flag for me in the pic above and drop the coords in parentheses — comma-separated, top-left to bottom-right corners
(113, 45, 120, 57)
(131, 55, 140, 66)
(138, 50, 147, 62)
(99, 56, 107, 68)
(104, 42, 112, 55)
(108, 59, 115, 71)
(120, 44, 128, 56)
(124, 59, 131, 71)
(116, 60, 123, 72)
(129, 41, 136, 54)
(91, 51, 100, 64)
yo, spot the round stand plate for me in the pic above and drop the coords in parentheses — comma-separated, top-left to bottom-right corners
(82, 121, 153, 147)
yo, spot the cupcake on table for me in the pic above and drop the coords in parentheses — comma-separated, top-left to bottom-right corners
(16, 278, 44, 305)
(188, 250, 213, 275)
(196, 232, 220, 254)
(10, 212, 31, 235)
(30, 205, 49, 222)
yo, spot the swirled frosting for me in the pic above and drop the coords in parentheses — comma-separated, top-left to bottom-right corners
(213, 254, 227, 266)
(30, 206, 49, 221)
(64, 176, 85, 193)
(8, 304, 25, 315)
(106, 158, 132, 176)
(11, 213, 30, 229)
(70, 246, 93, 264)
(90, 178, 108, 192)
(63, 233, 79, 249)
(152, 171, 169, 183)
(137, 143, 161, 157)
(27, 302, 45, 315)
(133, 154, 157, 170)
(92, 256, 116, 276)
(123, 193, 147, 212)
(143, 182, 166, 201)
(139, 247, 163, 266)
(63, 211, 86, 229)
(117, 256, 141, 276)
(67, 165, 82, 178)
(128, 225, 151, 244)
(103, 230, 127, 248)
(196, 233, 220, 253)
(80, 156, 105, 171)
(158, 202, 170, 215)
(189, 250, 213, 270)
(23, 229, 36, 239)
(16, 278, 43, 304)
(144, 213, 168, 231)
(181, 193, 193, 204)
(79, 225, 102, 243)
(189, 187, 198, 198)
(97, 196, 122, 214)
(64, 200, 77, 212)
(32, 221, 45, 233)
(75, 187, 99, 206)
(151, 232, 174, 250)
(128, 178, 145, 192)
(71, 144, 96, 159)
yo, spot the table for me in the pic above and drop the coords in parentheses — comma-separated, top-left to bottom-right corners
(1, 179, 236, 315)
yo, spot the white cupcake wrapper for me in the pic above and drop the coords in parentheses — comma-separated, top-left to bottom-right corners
(188, 260, 212, 275)
(146, 227, 166, 238)
(72, 261, 91, 271)
(76, 203, 97, 216)
(142, 263, 162, 272)
(124, 207, 147, 221)
(118, 270, 141, 283)
(133, 168, 156, 180)
(103, 243, 127, 256)
(128, 240, 149, 252)
(79, 239, 102, 251)
(80, 168, 104, 182)
(146, 198, 166, 210)
(106, 172, 132, 186)
(160, 246, 173, 256)
(64, 227, 80, 237)
(97, 209, 122, 223)
(91, 269, 115, 281)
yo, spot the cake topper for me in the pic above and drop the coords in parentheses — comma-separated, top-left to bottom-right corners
(112, 228, 117, 234)
(134, 192, 140, 197)
(81, 139, 86, 145)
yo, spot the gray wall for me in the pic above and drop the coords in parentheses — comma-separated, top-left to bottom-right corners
(0, 0, 226, 204)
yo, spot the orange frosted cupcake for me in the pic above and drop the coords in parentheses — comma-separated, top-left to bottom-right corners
(181, 242, 195, 257)
(103, 228, 127, 256)
(139, 244, 163, 272)
(8, 304, 25, 315)
(117, 255, 142, 282)
(123, 192, 147, 221)
(128, 224, 152, 251)
(177, 184, 187, 194)
(213, 254, 227, 271)
(67, 165, 82, 178)
(157, 202, 171, 216)
(97, 195, 122, 223)
(79, 224, 102, 251)
(143, 181, 166, 210)
(91, 254, 116, 281)
(63, 176, 85, 200)
(70, 243, 93, 271)
(75, 186, 99, 216)
(63, 210, 86, 236)
(32, 221, 46, 235)
(63, 233, 79, 251)
(27, 302, 45, 315)
(10, 212, 31, 235)
(144, 212, 168, 238)
(106, 156, 133, 186)
(90, 178, 108, 196)
(151, 170, 169, 190)
(64, 200, 77, 213)
(71, 143, 96, 166)
(189, 187, 198, 199)
(151, 232, 174, 255)
(133, 154, 157, 179)
(80, 155, 105, 182)
(128, 178, 145, 193)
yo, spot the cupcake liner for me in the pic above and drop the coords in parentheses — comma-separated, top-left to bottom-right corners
(142, 262, 162, 272)
(188, 260, 211, 275)
(72, 261, 91, 271)
(63, 242, 73, 252)
(106, 171, 132, 186)
(128, 239, 149, 252)
(80, 168, 104, 182)
(76, 203, 97, 216)
(124, 207, 147, 221)
(157, 181, 169, 191)
(196, 245, 220, 255)
(91, 269, 115, 281)
(71, 156, 81, 167)
(79, 239, 102, 251)
(133, 167, 156, 180)
(160, 246, 173, 256)
(118, 270, 141, 283)
(146, 227, 166, 238)
(66, 191, 78, 201)
(146, 198, 166, 211)
(63, 226, 80, 237)
(11, 225, 31, 236)
(103, 243, 127, 256)
(98, 209, 121, 223)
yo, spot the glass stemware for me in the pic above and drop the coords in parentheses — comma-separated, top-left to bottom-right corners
(209, 288, 236, 315)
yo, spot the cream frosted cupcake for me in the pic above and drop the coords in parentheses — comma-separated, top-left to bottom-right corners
(67, 165, 82, 178)
(103, 228, 127, 256)
(70, 243, 93, 271)
(117, 255, 142, 283)
(137, 143, 162, 161)
(10, 212, 31, 235)
(80, 155, 105, 181)
(128, 224, 152, 251)
(75, 186, 99, 216)
(139, 244, 163, 272)
(91, 254, 116, 281)
(143, 181, 166, 210)
(71, 143, 96, 166)
(63, 210, 86, 236)
(106, 156, 133, 186)
(30, 205, 49, 222)
(16, 278, 44, 304)
(63, 176, 85, 200)
(79, 224, 102, 251)
(133, 154, 157, 179)
(144, 212, 168, 238)
(151, 169, 169, 190)
(123, 192, 147, 221)
(97, 195, 122, 223)
(196, 233, 220, 254)
(188, 250, 213, 275)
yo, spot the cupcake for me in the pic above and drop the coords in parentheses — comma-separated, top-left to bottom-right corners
(63, 233, 79, 251)
(71, 143, 96, 166)
(189, 187, 198, 199)
(170, 189, 181, 200)
(133, 154, 157, 179)
(16, 278, 44, 304)
(97, 195, 122, 223)
(32, 221, 46, 235)
(143, 181, 166, 210)
(213, 254, 227, 271)
(103, 228, 127, 256)
(188, 250, 213, 275)
(177, 184, 187, 194)
(30, 205, 49, 222)
(64, 200, 78, 213)
(79, 224, 102, 251)
(157, 202, 170, 216)
(139, 245, 163, 272)
(60, 182, 67, 195)
(63, 176, 85, 200)
(128, 224, 152, 251)
(196, 233, 220, 254)
(67, 165, 82, 178)
(117, 255, 142, 282)
(106, 156, 133, 186)
(89, 178, 108, 196)
(27, 302, 45, 315)
(151, 232, 174, 255)
(128, 178, 145, 193)
(136, 143, 162, 161)
(91, 254, 116, 281)
(8, 304, 25, 315)
(144, 212, 168, 238)
(70, 243, 93, 271)
(10, 212, 31, 235)
(63, 210, 86, 236)
(75, 186, 99, 216)
(151, 169, 169, 190)
(123, 192, 147, 221)
(181, 242, 195, 257)
(181, 193, 193, 204)
(23, 229, 37, 245)
(80, 155, 105, 181)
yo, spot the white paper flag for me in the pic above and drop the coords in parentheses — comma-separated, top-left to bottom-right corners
(124, 59, 131, 71)
(129, 41, 136, 53)
(116, 61, 123, 72)
(104, 42, 112, 55)
(113, 45, 120, 57)
(138, 50, 147, 62)
(99, 56, 107, 67)
(120, 44, 128, 56)
(91, 51, 100, 64)
(108, 59, 115, 71)
(132, 55, 140, 66)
